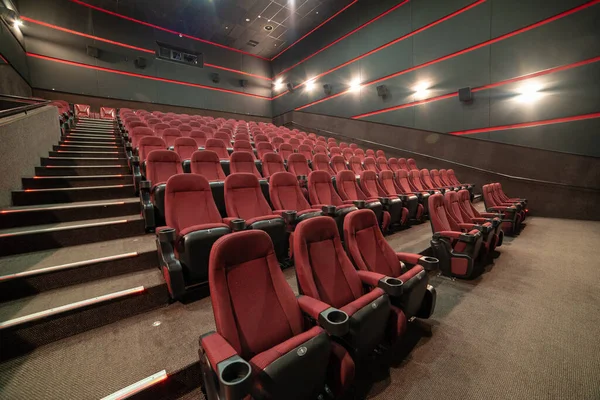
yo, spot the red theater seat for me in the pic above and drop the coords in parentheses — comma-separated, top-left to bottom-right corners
(287, 153, 312, 178)
(199, 230, 355, 400)
(314, 145, 328, 155)
(205, 138, 230, 160)
(294, 216, 406, 357)
(428, 194, 483, 279)
(407, 158, 418, 170)
(173, 137, 198, 171)
(366, 149, 376, 158)
(256, 142, 275, 160)
(419, 169, 449, 193)
(457, 189, 504, 247)
(354, 148, 365, 162)
(379, 171, 423, 222)
(298, 144, 314, 162)
(376, 157, 390, 172)
(130, 127, 155, 149)
(189, 130, 208, 147)
(261, 152, 286, 179)
(344, 209, 437, 319)
(329, 147, 342, 157)
(342, 148, 354, 162)
(447, 169, 474, 191)
(398, 158, 410, 171)
(307, 170, 357, 235)
(482, 184, 524, 235)
(278, 143, 294, 162)
(362, 157, 377, 172)
(359, 171, 407, 228)
(348, 156, 364, 175)
(313, 154, 336, 176)
(336, 170, 388, 232)
(138, 136, 166, 164)
(230, 151, 262, 178)
(349, 143, 358, 150)
(190, 150, 226, 181)
(162, 128, 182, 148)
(233, 140, 256, 159)
(330, 155, 347, 174)
(141, 150, 183, 228)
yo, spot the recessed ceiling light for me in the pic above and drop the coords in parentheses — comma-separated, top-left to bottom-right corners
(268, 19, 271, 22)
(246, 18, 250, 22)
(225, 26, 229, 29)
(258, 16, 261, 18)
(316, 11, 319, 14)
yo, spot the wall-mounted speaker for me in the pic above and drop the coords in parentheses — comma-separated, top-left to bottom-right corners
(211, 73, 220, 83)
(134, 57, 147, 69)
(376, 84, 389, 98)
(239, 79, 248, 88)
(323, 84, 332, 96)
(86, 45, 100, 58)
(287, 82, 295, 93)
(459, 87, 473, 103)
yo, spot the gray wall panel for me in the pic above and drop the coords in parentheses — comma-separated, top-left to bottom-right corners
(95, 70, 158, 103)
(410, 0, 476, 30)
(28, 56, 99, 96)
(0, 20, 29, 83)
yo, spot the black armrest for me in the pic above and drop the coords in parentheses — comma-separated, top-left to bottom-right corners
(231, 219, 247, 232)
(139, 180, 155, 231)
(156, 228, 185, 299)
(318, 307, 350, 337)
(459, 232, 480, 243)
(282, 210, 298, 225)
(377, 276, 404, 297)
(418, 255, 439, 271)
(353, 200, 366, 209)
(321, 205, 336, 217)
(379, 197, 391, 206)
(217, 356, 252, 399)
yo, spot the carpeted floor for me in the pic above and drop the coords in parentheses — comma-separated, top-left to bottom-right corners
(357, 216, 600, 400)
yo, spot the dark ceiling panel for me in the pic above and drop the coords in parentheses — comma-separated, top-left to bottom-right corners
(77, 0, 356, 58)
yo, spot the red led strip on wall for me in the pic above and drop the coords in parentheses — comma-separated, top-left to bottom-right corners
(271, 0, 360, 61)
(27, 53, 272, 100)
(20, 16, 272, 81)
(294, 0, 600, 111)
(352, 56, 600, 119)
(0, 53, 7, 63)
(449, 112, 600, 136)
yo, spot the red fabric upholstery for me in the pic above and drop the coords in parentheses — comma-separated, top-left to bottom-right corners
(230, 151, 262, 178)
(342, 148, 354, 162)
(131, 127, 155, 148)
(313, 154, 335, 176)
(269, 172, 314, 212)
(173, 137, 198, 161)
(287, 153, 312, 177)
(339, 142, 349, 149)
(233, 140, 256, 159)
(201, 332, 238, 370)
(398, 158, 409, 171)
(407, 158, 418, 170)
(256, 142, 275, 160)
(354, 148, 365, 162)
(224, 173, 274, 220)
(366, 149, 376, 158)
(349, 143, 358, 150)
(376, 157, 390, 171)
(146, 150, 182, 186)
(179, 124, 193, 136)
(341, 287, 386, 317)
(165, 174, 224, 234)
(329, 147, 342, 156)
(298, 144, 314, 161)
(359, 171, 384, 198)
(261, 152, 286, 178)
(330, 155, 347, 174)
(153, 123, 170, 137)
(363, 157, 377, 172)
(430, 169, 451, 189)
(138, 136, 166, 162)
(336, 171, 370, 202)
(348, 157, 364, 174)
(308, 171, 345, 206)
(278, 143, 293, 162)
(409, 170, 428, 192)
(388, 158, 399, 172)
(376, 150, 385, 158)
(190, 150, 226, 181)
(419, 169, 441, 191)
(205, 138, 230, 160)
(189, 130, 208, 147)
(379, 171, 400, 196)
(313, 144, 328, 155)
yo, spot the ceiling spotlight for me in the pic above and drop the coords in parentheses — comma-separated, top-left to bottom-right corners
(13, 19, 23, 28)
(349, 77, 362, 92)
(516, 84, 542, 103)
(273, 79, 283, 91)
(413, 82, 430, 99)
(305, 79, 316, 91)
(246, 18, 250, 22)
(258, 15, 262, 18)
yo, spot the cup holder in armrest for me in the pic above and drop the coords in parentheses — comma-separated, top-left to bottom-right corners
(478, 224, 492, 234)
(283, 210, 298, 224)
(398, 194, 408, 202)
(139, 180, 151, 191)
(318, 307, 349, 337)
(321, 205, 337, 217)
(379, 197, 391, 206)
(419, 256, 439, 271)
(353, 200, 366, 209)
(459, 232, 479, 243)
(218, 356, 252, 399)
(158, 228, 177, 243)
(488, 218, 500, 228)
(378, 277, 404, 297)
(231, 219, 247, 232)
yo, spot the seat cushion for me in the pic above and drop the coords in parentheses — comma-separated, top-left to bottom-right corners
(179, 223, 229, 237)
(250, 326, 324, 370)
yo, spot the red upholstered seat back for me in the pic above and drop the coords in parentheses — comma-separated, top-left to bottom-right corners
(189, 130, 207, 147)
(348, 156, 364, 174)
(214, 131, 231, 144)
(339, 142, 349, 149)
(354, 148, 365, 162)
(443, 191, 465, 230)
(313, 145, 327, 155)
(209, 230, 304, 358)
(407, 158, 418, 170)
(173, 137, 198, 160)
(363, 157, 377, 172)
(308, 171, 344, 206)
(388, 158, 399, 172)
(162, 128, 182, 147)
(225, 173, 273, 219)
(131, 127, 155, 148)
(190, 150, 226, 181)
(379, 171, 399, 196)
(329, 147, 342, 156)
(138, 136, 166, 162)
(376, 150, 385, 158)
(165, 174, 222, 233)
(294, 217, 364, 308)
(230, 151, 261, 178)
(396, 170, 414, 193)
(398, 158, 410, 171)
(342, 148, 354, 162)
(366, 149, 376, 158)
(430, 169, 446, 188)
(344, 209, 402, 277)
(278, 143, 293, 162)
(179, 125, 193, 136)
(313, 154, 335, 176)
(235, 133, 250, 142)
(205, 138, 230, 160)
(261, 152, 285, 178)
(359, 171, 383, 198)
(330, 155, 347, 174)
(447, 169, 461, 186)
(418, 169, 436, 190)
(200, 126, 215, 138)
(287, 153, 312, 177)
(233, 140, 256, 159)
(458, 190, 478, 220)
(256, 142, 275, 160)
(146, 150, 182, 186)
(169, 120, 182, 128)
(349, 143, 358, 150)
(376, 157, 390, 171)
(336, 170, 366, 201)
(429, 194, 452, 233)
(439, 169, 453, 186)
(269, 172, 312, 211)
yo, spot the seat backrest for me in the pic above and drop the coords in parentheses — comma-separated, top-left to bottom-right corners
(376, 150, 385, 158)
(344, 209, 403, 277)
(178, 124, 193, 136)
(261, 152, 285, 178)
(308, 170, 344, 206)
(407, 158, 418, 170)
(254, 134, 269, 144)
(409, 170, 427, 191)
(165, 174, 222, 233)
(419, 169, 436, 190)
(189, 130, 207, 147)
(169, 120, 182, 128)
(398, 158, 410, 171)
(75, 104, 90, 117)
(298, 144, 313, 161)
(269, 172, 312, 211)
(205, 138, 230, 160)
(363, 157, 377, 172)
(224, 173, 273, 219)
(278, 143, 293, 162)
(271, 136, 284, 148)
(233, 140, 256, 159)
(366, 149, 376, 158)
(378, 171, 399, 196)
(313, 145, 327, 155)
(190, 150, 226, 181)
(214, 131, 231, 144)
(153, 123, 170, 137)
(230, 151, 261, 178)
(189, 121, 203, 128)
(457, 189, 479, 220)
(162, 128, 182, 147)
(388, 158, 399, 172)
(439, 169, 453, 186)
(131, 127, 155, 148)
(312, 154, 335, 176)
(359, 170, 384, 198)
(287, 153, 312, 177)
(138, 136, 166, 162)
(395, 170, 414, 193)
(349, 143, 358, 150)
(173, 137, 198, 160)
(200, 126, 215, 138)
(100, 107, 116, 119)
(209, 230, 304, 358)
(376, 157, 390, 171)
(354, 148, 365, 162)
(443, 191, 465, 230)
(342, 148, 354, 162)
(235, 133, 250, 142)
(336, 170, 367, 201)
(428, 194, 452, 233)
(256, 142, 275, 160)
(446, 169, 461, 186)
(430, 169, 446, 188)
(348, 156, 364, 174)
(294, 217, 364, 308)
(330, 155, 347, 174)
(146, 150, 182, 185)
(329, 147, 342, 156)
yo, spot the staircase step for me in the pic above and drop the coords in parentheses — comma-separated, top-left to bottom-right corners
(48, 151, 123, 158)
(62, 136, 119, 143)
(0, 214, 144, 256)
(0, 268, 168, 360)
(70, 127, 118, 133)
(0, 235, 156, 300)
(53, 144, 124, 152)
(12, 184, 134, 206)
(0, 299, 203, 398)
(60, 139, 119, 145)
(0, 197, 139, 226)
(41, 157, 128, 166)
(35, 165, 130, 176)
(22, 175, 131, 189)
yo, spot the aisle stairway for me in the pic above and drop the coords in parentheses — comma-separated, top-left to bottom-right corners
(0, 118, 204, 398)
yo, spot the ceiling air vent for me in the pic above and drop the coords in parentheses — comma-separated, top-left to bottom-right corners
(247, 40, 259, 47)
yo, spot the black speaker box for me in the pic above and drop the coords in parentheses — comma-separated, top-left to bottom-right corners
(86, 46, 100, 58)
(376, 84, 389, 98)
(323, 84, 332, 96)
(459, 87, 473, 102)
